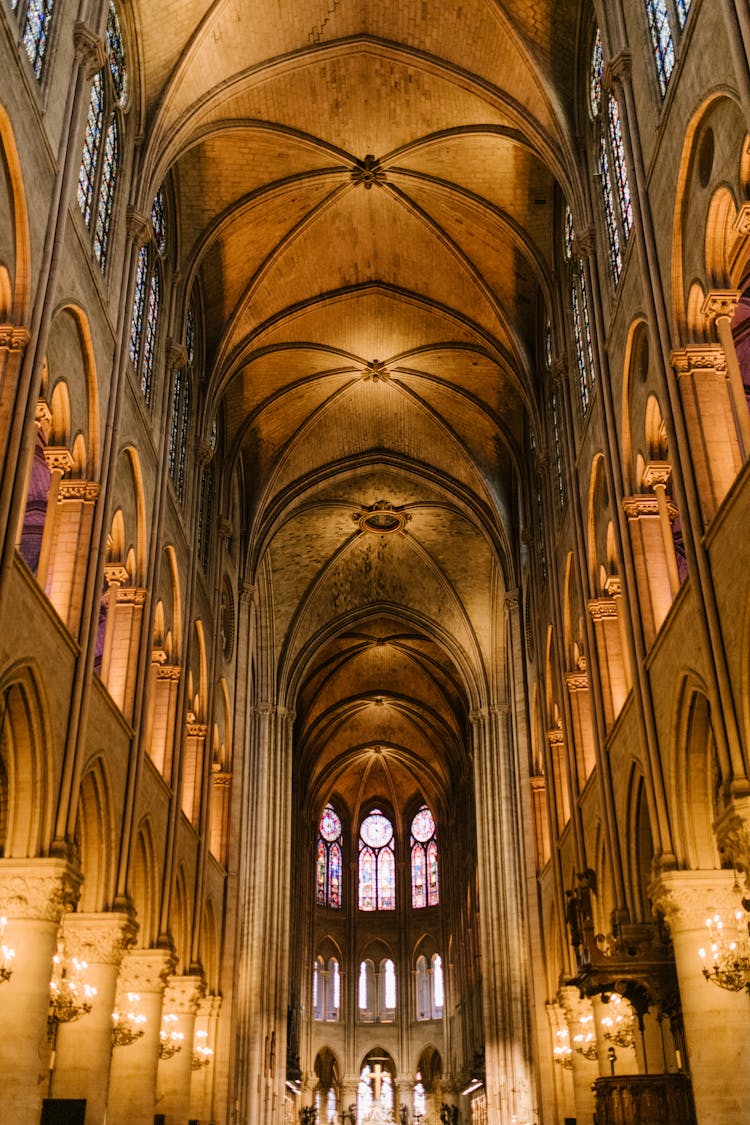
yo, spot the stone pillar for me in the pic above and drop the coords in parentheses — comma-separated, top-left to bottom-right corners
(565, 664, 596, 787)
(190, 993, 221, 1123)
(147, 660, 181, 777)
(529, 774, 550, 872)
(209, 768, 232, 865)
(0, 325, 31, 469)
(155, 974, 204, 1125)
(36, 445, 74, 589)
(182, 720, 208, 825)
(51, 912, 136, 1123)
(107, 586, 148, 720)
(622, 490, 679, 646)
(587, 591, 628, 730)
(559, 987, 598, 1124)
(99, 562, 129, 686)
(46, 479, 100, 633)
(651, 870, 750, 1124)
(701, 289, 750, 460)
(107, 947, 175, 1125)
(0, 859, 80, 1125)
(546, 726, 570, 831)
(671, 345, 743, 523)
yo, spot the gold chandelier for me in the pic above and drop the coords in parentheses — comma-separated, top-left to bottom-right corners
(698, 885, 750, 993)
(48, 942, 96, 1024)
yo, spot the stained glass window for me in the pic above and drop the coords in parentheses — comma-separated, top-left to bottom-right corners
(411, 804, 439, 908)
(77, 3, 127, 271)
(316, 803, 343, 909)
(563, 206, 574, 261)
(140, 267, 160, 402)
(645, 1, 675, 96)
(21, 0, 54, 80)
(544, 319, 552, 370)
(551, 385, 565, 507)
(198, 463, 215, 572)
(674, 0, 691, 28)
(186, 302, 196, 364)
(93, 115, 118, 268)
(571, 280, 590, 413)
(177, 377, 190, 503)
(598, 135, 622, 283)
(381, 958, 396, 1013)
(589, 28, 632, 284)
(151, 189, 166, 256)
(129, 241, 161, 405)
(359, 808, 395, 911)
(129, 246, 148, 364)
(590, 28, 603, 119)
(608, 95, 633, 239)
(78, 74, 103, 224)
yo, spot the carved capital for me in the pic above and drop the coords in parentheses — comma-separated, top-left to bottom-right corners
(530, 774, 546, 793)
(641, 461, 672, 490)
(603, 51, 632, 89)
(714, 799, 750, 874)
(0, 324, 31, 352)
(62, 912, 137, 965)
(489, 702, 511, 717)
(650, 869, 740, 934)
(565, 671, 589, 693)
(163, 974, 205, 1015)
(623, 494, 679, 521)
(126, 206, 153, 247)
(73, 22, 106, 78)
(670, 344, 727, 376)
(572, 227, 596, 259)
(603, 575, 622, 598)
(504, 589, 520, 610)
(546, 727, 564, 747)
(550, 356, 568, 385)
(35, 399, 53, 436)
(0, 860, 81, 922)
(43, 446, 74, 475)
(116, 586, 147, 606)
(732, 202, 750, 238)
(59, 480, 100, 502)
(701, 289, 740, 323)
(103, 563, 130, 586)
(240, 582, 256, 605)
(196, 439, 214, 467)
(588, 596, 618, 621)
(157, 663, 181, 682)
(117, 947, 177, 993)
(186, 721, 208, 739)
(212, 770, 232, 788)
(219, 518, 233, 541)
(166, 340, 189, 372)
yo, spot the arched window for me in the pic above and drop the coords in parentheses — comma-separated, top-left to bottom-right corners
(563, 205, 595, 415)
(168, 365, 191, 504)
(316, 803, 343, 908)
(77, 1, 127, 270)
(645, 1, 677, 96)
(431, 952, 444, 1015)
(411, 804, 439, 908)
(416, 954, 430, 1020)
(589, 29, 632, 286)
(358, 958, 375, 1020)
(358, 808, 395, 911)
(380, 957, 397, 1020)
(313, 956, 323, 1020)
(129, 189, 166, 406)
(415, 952, 443, 1020)
(197, 420, 218, 573)
(12, 0, 55, 81)
(313, 955, 340, 1021)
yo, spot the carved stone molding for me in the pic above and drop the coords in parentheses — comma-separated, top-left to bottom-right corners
(0, 324, 31, 351)
(103, 562, 130, 586)
(116, 586, 147, 606)
(240, 582, 256, 605)
(43, 446, 74, 475)
(350, 154, 386, 189)
(58, 479, 100, 502)
(35, 399, 53, 434)
(565, 671, 589, 693)
(361, 358, 390, 381)
(468, 707, 489, 727)
(62, 912, 137, 965)
(623, 494, 679, 521)
(212, 770, 232, 788)
(670, 344, 727, 375)
(573, 227, 596, 259)
(530, 774, 546, 792)
(700, 289, 740, 323)
(163, 974, 205, 1015)
(650, 869, 740, 933)
(641, 461, 672, 490)
(0, 860, 81, 921)
(504, 589, 520, 610)
(546, 727, 564, 747)
(197, 992, 222, 1019)
(117, 947, 177, 993)
(73, 22, 106, 78)
(588, 597, 618, 621)
(157, 663, 182, 682)
(196, 438, 214, 467)
(126, 206, 153, 247)
(186, 721, 208, 739)
(732, 201, 750, 237)
(604, 50, 632, 88)
(166, 340, 188, 372)
(603, 575, 622, 598)
(714, 799, 750, 874)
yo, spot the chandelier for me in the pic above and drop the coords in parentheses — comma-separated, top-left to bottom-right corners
(112, 992, 147, 1047)
(572, 1014, 598, 1061)
(159, 1013, 184, 1060)
(49, 942, 96, 1024)
(553, 1028, 572, 1070)
(192, 1029, 214, 1070)
(0, 916, 15, 983)
(698, 886, 750, 993)
(600, 993, 635, 1049)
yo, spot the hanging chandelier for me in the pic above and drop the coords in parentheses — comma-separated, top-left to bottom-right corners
(112, 992, 147, 1047)
(572, 1014, 598, 1061)
(158, 1013, 184, 1059)
(600, 993, 635, 1048)
(192, 1029, 214, 1070)
(698, 885, 750, 993)
(48, 942, 96, 1024)
(0, 916, 15, 983)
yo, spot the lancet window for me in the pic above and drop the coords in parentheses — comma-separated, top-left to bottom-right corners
(416, 952, 444, 1020)
(77, 1, 127, 270)
(316, 803, 343, 909)
(358, 808, 395, 911)
(644, 1, 692, 96)
(411, 804, 439, 908)
(589, 28, 632, 285)
(563, 206, 595, 414)
(168, 298, 196, 505)
(312, 956, 340, 1021)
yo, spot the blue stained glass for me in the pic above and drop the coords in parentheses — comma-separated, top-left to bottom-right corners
(580, 266, 595, 386)
(78, 73, 104, 226)
(94, 114, 118, 269)
(177, 377, 190, 503)
(674, 0, 691, 29)
(140, 267, 160, 403)
(359, 847, 376, 910)
(186, 302, 195, 364)
(411, 804, 439, 908)
(590, 28, 603, 119)
(412, 844, 426, 909)
(106, 0, 127, 106)
(129, 245, 148, 366)
(359, 809, 395, 911)
(316, 803, 342, 909)
(608, 95, 633, 239)
(645, 0, 675, 96)
(427, 838, 439, 905)
(571, 281, 590, 413)
(22, 0, 54, 80)
(168, 368, 182, 480)
(329, 842, 341, 908)
(316, 839, 326, 906)
(563, 205, 574, 260)
(599, 135, 622, 282)
(151, 189, 166, 255)
(378, 847, 395, 910)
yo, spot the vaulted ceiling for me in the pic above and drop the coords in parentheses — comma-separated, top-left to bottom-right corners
(135, 0, 583, 812)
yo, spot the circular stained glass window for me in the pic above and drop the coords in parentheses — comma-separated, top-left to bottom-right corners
(411, 806, 435, 843)
(361, 809, 393, 848)
(319, 804, 341, 842)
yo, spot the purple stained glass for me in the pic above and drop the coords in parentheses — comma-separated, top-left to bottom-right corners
(107, 0, 127, 106)
(411, 805, 435, 843)
(78, 73, 104, 226)
(140, 266, 160, 403)
(645, 0, 675, 97)
(361, 809, 392, 847)
(590, 27, 603, 119)
(427, 839, 439, 906)
(94, 114, 118, 269)
(130, 245, 147, 365)
(151, 189, 166, 256)
(320, 803, 342, 841)
(329, 842, 342, 908)
(359, 847, 376, 911)
(378, 847, 395, 910)
(22, 0, 54, 80)
(608, 94, 633, 239)
(316, 839, 326, 906)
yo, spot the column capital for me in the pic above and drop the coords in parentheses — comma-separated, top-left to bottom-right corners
(733, 201, 750, 238)
(588, 596, 618, 621)
(0, 858, 81, 921)
(650, 869, 740, 933)
(73, 21, 106, 78)
(565, 670, 589, 693)
(43, 446, 74, 475)
(546, 726, 564, 747)
(35, 398, 52, 436)
(572, 227, 597, 259)
(604, 50, 632, 88)
(163, 974, 205, 1015)
(714, 797, 750, 874)
(118, 947, 177, 993)
(551, 356, 568, 385)
(166, 340, 189, 372)
(103, 562, 130, 586)
(240, 582, 256, 604)
(504, 589, 520, 611)
(0, 323, 31, 352)
(642, 461, 672, 490)
(468, 707, 488, 727)
(62, 911, 137, 965)
(126, 206, 154, 247)
(59, 479, 100, 501)
(700, 289, 740, 323)
(670, 344, 727, 375)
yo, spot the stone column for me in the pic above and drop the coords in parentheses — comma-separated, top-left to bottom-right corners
(622, 490, 679, 645)
(46, 479, 100, 633)
(99, 562, 129, 686)
(35, 445, 74, 589)
(565, 664, 596, 787)
(701, 289, 750, 459)
(107, 948, 176, 1125)
(156, 974, 204, 1125)
(558, 987, 598, 1125)
(51, 912, 136, 1123)
(546, 726, 570, 831)
(0, 859, 80, 1125)
(587, 592, 628, 730)
(651, 870, 750, 1124)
